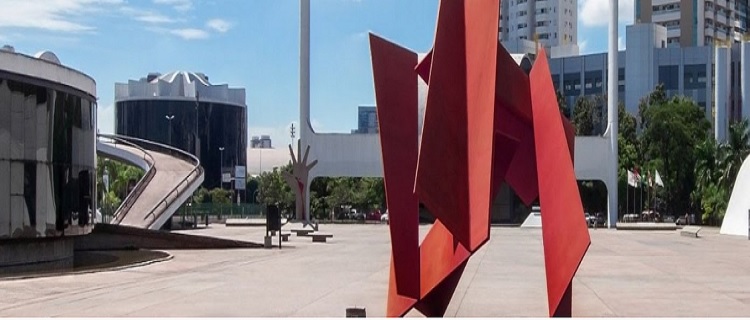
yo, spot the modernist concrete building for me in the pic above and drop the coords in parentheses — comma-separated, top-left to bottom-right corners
(0, 46, 96, 269)
(115, 71, 247, 190)
(635, 0, 750, 47)
(549, 22, 750, 142)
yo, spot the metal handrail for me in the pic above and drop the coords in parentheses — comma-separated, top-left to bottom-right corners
(104, 135, 203, 229)
(97, 134, 157, 224)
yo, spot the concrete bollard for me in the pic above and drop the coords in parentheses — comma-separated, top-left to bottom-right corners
(264, 236, 272, 248)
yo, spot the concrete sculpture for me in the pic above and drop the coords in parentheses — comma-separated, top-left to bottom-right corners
(283, 140, 318, 226)
(721, 154, 750, 237)
(370, 0, 590, 317)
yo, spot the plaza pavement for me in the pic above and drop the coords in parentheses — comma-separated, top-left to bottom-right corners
(0, 224, 749, 317)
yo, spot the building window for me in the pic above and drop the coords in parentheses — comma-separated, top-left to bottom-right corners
(563, 73, 580, 96)
(684, 64, 708, 90)
(659, 65, 679, 90)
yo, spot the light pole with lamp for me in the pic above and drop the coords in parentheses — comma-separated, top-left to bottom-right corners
(102, 167, 110, 222)
(219, 146, 225, 189)
(165, 114, 174, 146)
(194, 92, 200, 157)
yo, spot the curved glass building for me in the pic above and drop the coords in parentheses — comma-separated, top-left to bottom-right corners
(0, 47, 96, 272)
(0, 48, 96, 241)
(115, 71, 247, 190)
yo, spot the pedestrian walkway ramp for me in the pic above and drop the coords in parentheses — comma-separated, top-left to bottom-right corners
(96, 134, 204, 230)
(76, 224, 262, 251)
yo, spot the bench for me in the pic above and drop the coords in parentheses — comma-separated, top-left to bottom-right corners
(310, 232, 333, 243)
(680, 226, 702, 238)
(280, 232, 291, 242)
(292, 229, 313, 236)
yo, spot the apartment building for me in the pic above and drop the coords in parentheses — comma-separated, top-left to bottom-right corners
(636, 0, 750, 47)
(499, 0, 578, 54)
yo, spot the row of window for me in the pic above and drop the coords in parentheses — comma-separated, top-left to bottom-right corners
(552, 64, 710, 95)
(653, 3, 679, 13)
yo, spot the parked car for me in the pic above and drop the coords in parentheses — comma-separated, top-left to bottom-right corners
(587, 212, 605, 228)
(366, 210, 382, 221)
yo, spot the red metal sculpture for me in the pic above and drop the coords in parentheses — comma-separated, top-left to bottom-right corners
(370, 0, 590, 317)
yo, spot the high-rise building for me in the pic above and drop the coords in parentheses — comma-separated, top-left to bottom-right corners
(499, 0, 578, 56)
(250, 135, 272, 148)
(635, 0, 750, 47)
(354, 106, 378, 134)
(115, 71, 247, 189)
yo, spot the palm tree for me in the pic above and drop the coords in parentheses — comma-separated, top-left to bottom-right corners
(719, 119, 750, 191)
(694, 137, 720, 190)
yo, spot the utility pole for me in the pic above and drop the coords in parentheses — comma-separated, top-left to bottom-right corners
(290, 123, 296, 146)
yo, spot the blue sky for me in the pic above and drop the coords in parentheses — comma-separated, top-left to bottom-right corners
(0, 0, 633, 146)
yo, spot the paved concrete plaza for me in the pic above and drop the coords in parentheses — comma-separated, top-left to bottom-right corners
(0, 224, 749, 317)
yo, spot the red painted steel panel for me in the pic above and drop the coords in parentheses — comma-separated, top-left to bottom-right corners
(464, 0, 500, 252)
(529, 49, 591, 317)
(373, 3, 589, 317)
(414, 0, 471, 249)
(370, 34, 421, 300)
(415, 49, 432, 84)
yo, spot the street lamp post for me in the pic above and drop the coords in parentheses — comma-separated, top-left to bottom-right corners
(195, 91, 200, 157)
(219, 146, 225, 189)
(165, 114, 174, 146)
(102, 167, 110, 221)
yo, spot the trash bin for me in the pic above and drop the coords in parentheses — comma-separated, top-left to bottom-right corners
(346, 307, 366, 317)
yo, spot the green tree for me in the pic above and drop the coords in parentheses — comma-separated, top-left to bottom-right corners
(557, 91, 570, 119)
(699, 183, 728, 225)
(193, 187, 210, 203)
(310, 177, 332, 220)
(640, 94, 710, 217)
(256, 164, 294, 212)
(96, 157, 145, 209)
(718, 119, 750, 191)
(638, 83, 667, 130)
(572, 96, 597, 136)
(209, 188, 233, 204)
(245, 178, 259, 203)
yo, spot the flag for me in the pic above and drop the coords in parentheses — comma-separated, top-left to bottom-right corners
(627, 170, 641, 188)
(654, 170, 664, 187)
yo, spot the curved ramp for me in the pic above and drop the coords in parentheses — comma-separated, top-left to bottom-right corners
(721, 154, 750, 237)
(96, 134, 204, 230)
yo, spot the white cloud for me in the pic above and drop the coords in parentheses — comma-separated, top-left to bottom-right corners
(206, 19, 232, 33)
(170, 28, 209, 40)
(153, 0, 193, 12)
(618, 36, 625, 50)
(579, 40, 588, 54)
(0, 0, 122, 33)
(135, 12, 177, 24)
(579, 0, 634, 27)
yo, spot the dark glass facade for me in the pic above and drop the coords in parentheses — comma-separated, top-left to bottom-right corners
(115, 99, 246, 189)
(0, 72, 96, 239)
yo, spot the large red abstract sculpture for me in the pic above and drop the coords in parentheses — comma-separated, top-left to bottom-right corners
(370, 0, 590, 317)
